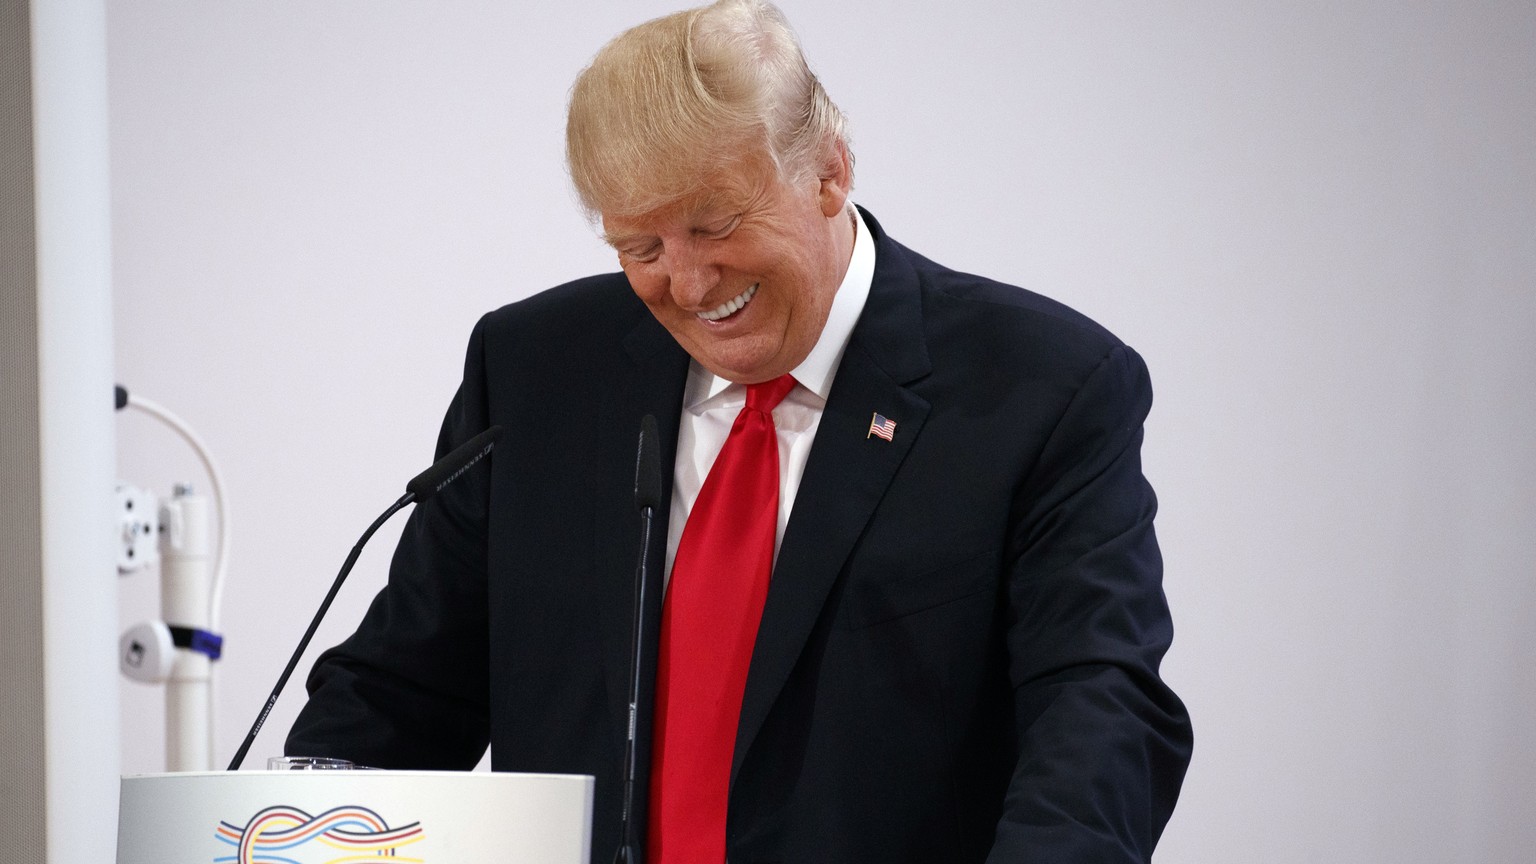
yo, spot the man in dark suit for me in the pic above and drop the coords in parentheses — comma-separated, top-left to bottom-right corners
(287, 1, 1192, 861)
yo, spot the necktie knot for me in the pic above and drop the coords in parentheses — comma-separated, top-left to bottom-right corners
(746, 374, 797, 414)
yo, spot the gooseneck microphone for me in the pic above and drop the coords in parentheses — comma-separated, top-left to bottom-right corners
(405, 425, 501, 504)
(615, 415, 662, 864)
(226, 425, 504, 771)
(634, 415, 663, 512)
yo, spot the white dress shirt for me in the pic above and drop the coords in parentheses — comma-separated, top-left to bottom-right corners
(664, 207, 877, 584)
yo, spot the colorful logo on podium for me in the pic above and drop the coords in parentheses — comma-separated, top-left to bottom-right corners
(216, 804, 424, 863)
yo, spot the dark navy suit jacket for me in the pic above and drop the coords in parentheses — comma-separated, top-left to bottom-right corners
(289, 209, 1192, 863)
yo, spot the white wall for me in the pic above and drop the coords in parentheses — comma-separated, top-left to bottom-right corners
(107, 2, 1536, 861)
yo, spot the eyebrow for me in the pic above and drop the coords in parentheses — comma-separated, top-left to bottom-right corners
(602, 223, 728, 252)
(601, 229, 650, 249)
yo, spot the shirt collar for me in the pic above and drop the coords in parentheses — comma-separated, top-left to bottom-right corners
(685, 205, 876, 410)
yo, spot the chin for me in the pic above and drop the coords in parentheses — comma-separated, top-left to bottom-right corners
(690, 342, 777, 382)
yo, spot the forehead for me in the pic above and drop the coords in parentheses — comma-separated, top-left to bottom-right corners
(601, 156, 777, 241)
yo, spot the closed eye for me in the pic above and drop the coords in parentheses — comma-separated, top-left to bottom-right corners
(698, 215, 741, 240)
(618, 242, 661, 264)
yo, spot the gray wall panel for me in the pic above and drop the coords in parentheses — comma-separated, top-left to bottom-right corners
(1, 0, 49, 856)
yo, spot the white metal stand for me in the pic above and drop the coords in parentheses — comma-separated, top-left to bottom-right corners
(161, 488, 213, 771)
(118, 388, 231, 773)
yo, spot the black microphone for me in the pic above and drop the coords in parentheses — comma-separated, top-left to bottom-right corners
(226, 425, 504, 770)
(615, 415, 661, 864)
(634, 414, 663, 511)
(406, 425, 500, 504)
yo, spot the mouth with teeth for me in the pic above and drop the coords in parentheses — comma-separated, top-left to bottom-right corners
(697, 283, 758, 322)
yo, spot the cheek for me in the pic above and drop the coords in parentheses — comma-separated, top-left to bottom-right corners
(623, 265, 670, 306)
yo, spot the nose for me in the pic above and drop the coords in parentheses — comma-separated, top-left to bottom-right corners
(662, 241, 720, 310)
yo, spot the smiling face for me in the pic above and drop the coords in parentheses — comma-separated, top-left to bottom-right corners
(602, 147, 855, 385)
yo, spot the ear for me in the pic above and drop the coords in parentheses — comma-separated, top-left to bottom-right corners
(816, 138, 853, 218)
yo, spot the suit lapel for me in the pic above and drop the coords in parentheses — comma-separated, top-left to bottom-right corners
(732, 214, 933, 782)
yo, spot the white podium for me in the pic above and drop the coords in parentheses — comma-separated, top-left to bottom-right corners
(118, 771, 593, 863)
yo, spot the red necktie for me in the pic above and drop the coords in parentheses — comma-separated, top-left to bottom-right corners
(648, 373, 797, 864)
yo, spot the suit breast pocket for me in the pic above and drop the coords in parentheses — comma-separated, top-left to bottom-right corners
(841, 544, 1001, 631)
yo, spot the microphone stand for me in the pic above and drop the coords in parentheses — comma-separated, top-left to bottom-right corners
(615, 415, 661, 864)
(225, 493, 412, 771)
(225, 425, 502, 771)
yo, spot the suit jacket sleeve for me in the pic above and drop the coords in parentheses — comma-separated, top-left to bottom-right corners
(991, 343, 1190, 862)
(285, 314, 496, 769)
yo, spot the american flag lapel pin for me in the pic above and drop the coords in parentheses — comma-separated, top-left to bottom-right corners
(867, 412, 897, 441)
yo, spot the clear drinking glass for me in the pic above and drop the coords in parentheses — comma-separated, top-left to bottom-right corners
(266, 756, 358, 770)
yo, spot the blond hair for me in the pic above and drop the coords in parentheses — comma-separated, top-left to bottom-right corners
(566, 0, 850, 219)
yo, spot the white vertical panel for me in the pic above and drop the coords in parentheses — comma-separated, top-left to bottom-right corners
(31, 0, 118, 862)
